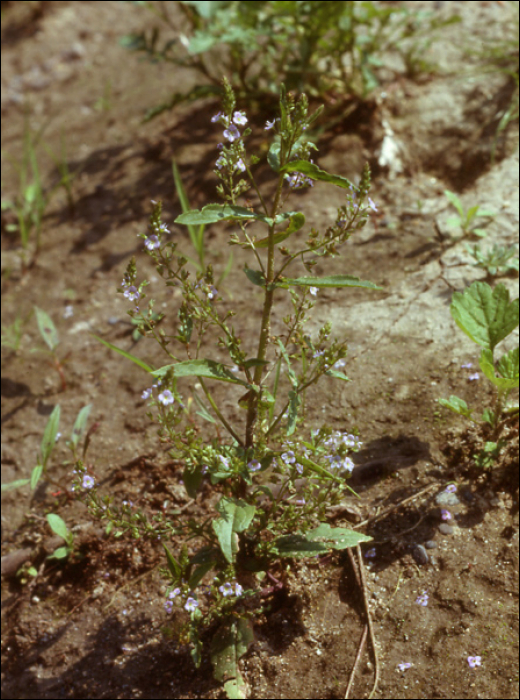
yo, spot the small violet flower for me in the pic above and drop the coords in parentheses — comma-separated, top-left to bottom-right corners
(281, 451, 295, 465)
(445, 484, 457, 493)
(235, 158, 246, 173)
(223, 123, 240, 142)
(397, 662, 412, 672)
(219, 582, 234, 597)
(82, 475, 95, 490)
(416, 591, 429, 606)
(184, 597, 199, 613)
(309, 287, 318, 296)
(145, 235, 161, 250)
(468, 656, 481, 668)
(211, 112, 223, 123)
(123, 286, 140, 301)
(63, 305, 74, 319)
(248, 459, 261, 472)
(468, 373, 480, 381)
(368, 197, 378, 212)
(207, 285, 218, 300)
(233, 110, 247, 126)
(142, 388, 153, 400)
(461, 362, 473, 369)
(441, 509, 452, 521)
(365, 547, 377, 558)
(215, 155, 226, 170)
(158, 390, 174, 406)
(265, 119, 276, 130)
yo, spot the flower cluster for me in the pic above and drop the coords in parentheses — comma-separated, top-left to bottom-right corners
(212, 110, 249, 177)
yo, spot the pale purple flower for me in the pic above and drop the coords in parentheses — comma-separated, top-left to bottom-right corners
(468, 373, 480, 381)
(158, 390, 174, 406)
(445, 484, 457, 493)
(219, 582, 234, 597)
(248, 459, 261, 472)
(145, 235, 161, 250)
(441, 509, 452, 521)
(211, 112, 223, 123)
(281, 451, 296, 465)
(342, 456, 355, 472)
(234, 583, 243, 596)
(124, 286, 140, 301)
(142, 388, 153, 400)
(223, 123, 240, 142)
(398, 662, 412, 671)
(184, 597, 199, 612)
(63, 305, 74, 319)
(285, 172, 313, 189)
(416, 591, 429, 606)
(158, 223, 170, 234)
(235, 158, 246, 173)
(169, 588, 181, 599)
(461, 362, 473, 369)
(468, 656, 481, 668)
(294, 498, 306, 506)
(368, 197, 378, 212)
(333, 359, 346, 369)
(215, 155, 226, 170)
(309, 286, 318, 296)
(55, 432, 61, 442)
(295, 463, 304, 475)
(313, 350, 325, 358)
(265, 119, 276, 130)
(233, 110, 247, 126)
(217, 142, 224, 150)
(207, 285, 218, 300)
(365, 547, 377, 558)
(82, 475, 95, 490)
(219, 455, 230, 468)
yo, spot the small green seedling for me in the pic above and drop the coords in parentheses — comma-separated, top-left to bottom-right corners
(465, 242, 519, 278)
(33, 305, 69, 391)
(46, 513, 74, 560)
(1, 403, 92, 494)
(444, 190, 495, 238)
(1, 311, 30, 353)
(439, 281, 519, 465)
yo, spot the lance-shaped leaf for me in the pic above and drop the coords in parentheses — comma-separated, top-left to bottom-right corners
(92, 334, 155, 373)
(274, 524, 371, 558)
(212, 497, 256, 564)
(211, 618, 253, 699)
(450, 282, 519, 352)
(176, 203, 272, 226)
(253, 212, 305, 248)
(280, 274, 383, 291)
(40, 404, 61, 469)
(280, 160, 356, 190)
(34, 306, 59, 352)
(152, 359, 250, 386)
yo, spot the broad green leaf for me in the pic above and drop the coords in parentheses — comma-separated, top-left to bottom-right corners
(69, 404, 92, 451)
(1, 478, 30, 492)
(253, 212, 305, 248)
(34, 306, 59, 352)
(40, 405, 61, 469)
(91, 334, 155, 373)
(437, 395, 473, 418)
(176, 204, 272, 226)
(47, 513, 69, 540)
(212, 497, 256, 563)
(274, 533, 328, 558)
(267, 142, 281, 172)
(244, 266, 266, 287)
(163, 543, 182, 580)
(47, 546, 70, 560)
(211, 618, 253, 698)
(280, 160, 355, 190)
(281, 275, 383, 290)
(450, 282, 519, 352)
(306, 523, 372, 549)
(479, 348, 519, 390)
(152, 359, 249, 386)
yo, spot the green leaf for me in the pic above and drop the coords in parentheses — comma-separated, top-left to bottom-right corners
(189, 559, 216, 590)
(1, 478, 30, 492)
(152, 359, 249, 386)
(325, 368, 351, 382)
(34, 306, 59, 352)
(267, 142, 281, 172)
(46, 513, 69, 540)
(69, 404, 92, 451)
(211, 618, 253, 698)
(243, 266, 266, 287)
(437, 395, 473, 418)
(91, 334, 155, 373)
(281, 275, 383, 291)
(444, 190, 464, 218)
(450, 282, 519, 352)
(479, 348, 519, 390)
(253, 212, 305, 248)
(192, 389, 217, 424)
(212, 497, 256, 563)
(163, 543, 182, 580)
(176, 204, 272, 226)
(183, 462, 204, 498)
(280, 160, 355, 190)
(286, 389, 300, 436)
(47, 546, 70, 560)
(306, 523, 372, 550)
(31, 464, 43, 490)
(496, 347, 519, 383)
(274, 534, 328, 558)
(40, 405, 61, 469)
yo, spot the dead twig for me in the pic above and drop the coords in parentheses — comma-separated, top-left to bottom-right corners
(344, 624, 368, 699)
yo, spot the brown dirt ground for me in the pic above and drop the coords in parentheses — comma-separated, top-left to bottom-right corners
(1, 2, 518, 699)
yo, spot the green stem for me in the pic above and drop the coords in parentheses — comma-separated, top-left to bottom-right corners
(200, 379, 244, 447)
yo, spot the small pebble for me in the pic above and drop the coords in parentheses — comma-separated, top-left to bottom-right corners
(461, 489, 475, 502)
(435, 492, 460, 507)
(412, 544, 429, 565)
(424, 540, 438, 549)
(438, 523, 453, 535)
(107, 316, 120, 325)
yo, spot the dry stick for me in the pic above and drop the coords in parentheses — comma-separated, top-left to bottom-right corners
(354, 482, 438, 530)
(344, 624, 368, 700)
(356, 544, 380, 700)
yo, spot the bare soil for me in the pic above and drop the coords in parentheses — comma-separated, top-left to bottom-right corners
(1, 2, 518, 699)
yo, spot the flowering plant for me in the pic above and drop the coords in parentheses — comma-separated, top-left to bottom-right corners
(86, 80, 380, 696)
